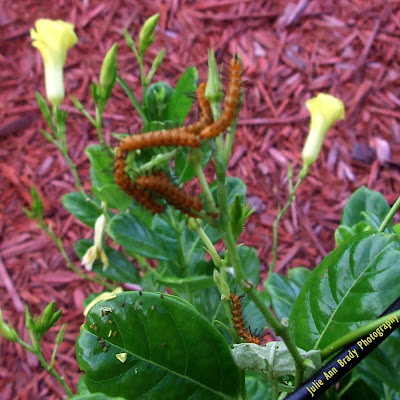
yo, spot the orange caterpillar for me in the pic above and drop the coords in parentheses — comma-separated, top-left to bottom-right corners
(200, 57, 242, 139)
(230, 293, 262, 345)
(136, 172, 203, 216)
(114, 56, 242, 216)
(186, 82, 214, 134)
(114, 147, 166, 214)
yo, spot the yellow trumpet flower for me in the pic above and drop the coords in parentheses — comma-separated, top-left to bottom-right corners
(30, 19, 78, 106)
(302, 93, 345, 166)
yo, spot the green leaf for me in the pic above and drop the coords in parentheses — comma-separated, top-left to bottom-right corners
(92, 184, 133, 211)
(24, 186, 44, 220)
(265, 267, 311, 321)
(76, 291, 240, 400)
(231, 342, 320, 379)
(361, 329, 400, 393)
(69, 394, 126, 400)
(74, 239, 140, 284)
(143, 81, 174, 122)
(116, 75, 147, 124)
(174, 142, 212, 183)
(334, 222, 374, 246)
(229, 196, 256, 242)
(341, 186, 391, 228)
(290, 232, 400, 350)
(35, 91, 55, 131)
(350, 363, 386, 399)
(245, 371, 273, 400)
(108, 214, 170, 261)
(85, 145, 115, 188)
(339, 376, 380, 400)
(62, 192, 101, 228)
(166, 66, 198, 124)
(210, 177, 246, 206)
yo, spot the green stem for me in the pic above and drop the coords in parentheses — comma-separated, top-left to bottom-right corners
(116, 76, 148, 124)
(214, 149, 305, 386)
(269, 164, 309, 274)
(320, 309, 400, 360)
(192, 160, 217, 213)
(190, 219, 222, 268)
(17, 338, 73, 397)
(378, 195, 400, 232)
(222, 117, 238, 166)
(271, 379, 279, 400)
(209, 102, 225, 162)
(49, 108, 102, 213)
(129, 43, 147, 96)
(239, 369, 249, 400)
(38, 221, 115, 290)
(36, 346, 73, 397)
(131, 149, 179, 178)
(95, 105, 107, 148)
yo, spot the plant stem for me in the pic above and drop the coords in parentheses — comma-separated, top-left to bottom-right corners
(320, 309, 400, 360)
(209, 102, 224, 157)
(214, 149, 305, 386)
(38, 220, 115, 290)
(239, 370, 249, 400)
(95, 105, 107, 148)
(379, 195, 400, 232)
(190, 220, 222, 268)
(131, 149, 179, 178)
(222, 117, 238, 166)
(269, 164, 309, 274)
(17, 338, 73, 397)
(192, 159, 217, 213)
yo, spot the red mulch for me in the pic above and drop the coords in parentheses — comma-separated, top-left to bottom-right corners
(1, 1, 400, 398)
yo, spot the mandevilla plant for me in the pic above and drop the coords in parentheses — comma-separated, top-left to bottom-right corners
(2, 14, 400, 400)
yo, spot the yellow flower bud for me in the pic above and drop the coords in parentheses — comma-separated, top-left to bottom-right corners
(302, 93, 345, 166)
(30, 19, 78, 106)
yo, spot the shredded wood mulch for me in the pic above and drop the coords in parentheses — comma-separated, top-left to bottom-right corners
(1, 0, 400, 398)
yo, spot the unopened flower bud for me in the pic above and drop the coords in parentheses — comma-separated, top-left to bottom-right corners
(139, 14, 160, 55)
(99, 43, 117, 100)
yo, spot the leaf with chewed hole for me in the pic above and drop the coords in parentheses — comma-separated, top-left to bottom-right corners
(76, 291, 240, 400)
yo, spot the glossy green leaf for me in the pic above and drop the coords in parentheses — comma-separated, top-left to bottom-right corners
(108, 214, 171, 261)
(92, 184, 133, 211)
(69, 394, 126, 400)
(361, 329, 400, 393)
(166, 66, 198, 124)
(341, 186, 390, 228)
(76, 291, 240, 400)
(290, 233, 400, 351)
(74, 239, 140, 284)
(62, 192, 101, 228)
(265, 267, 311, 321)
(86, 145, 115, 187)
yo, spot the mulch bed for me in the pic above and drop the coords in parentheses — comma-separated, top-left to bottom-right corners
(1, 0, 400, 398)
